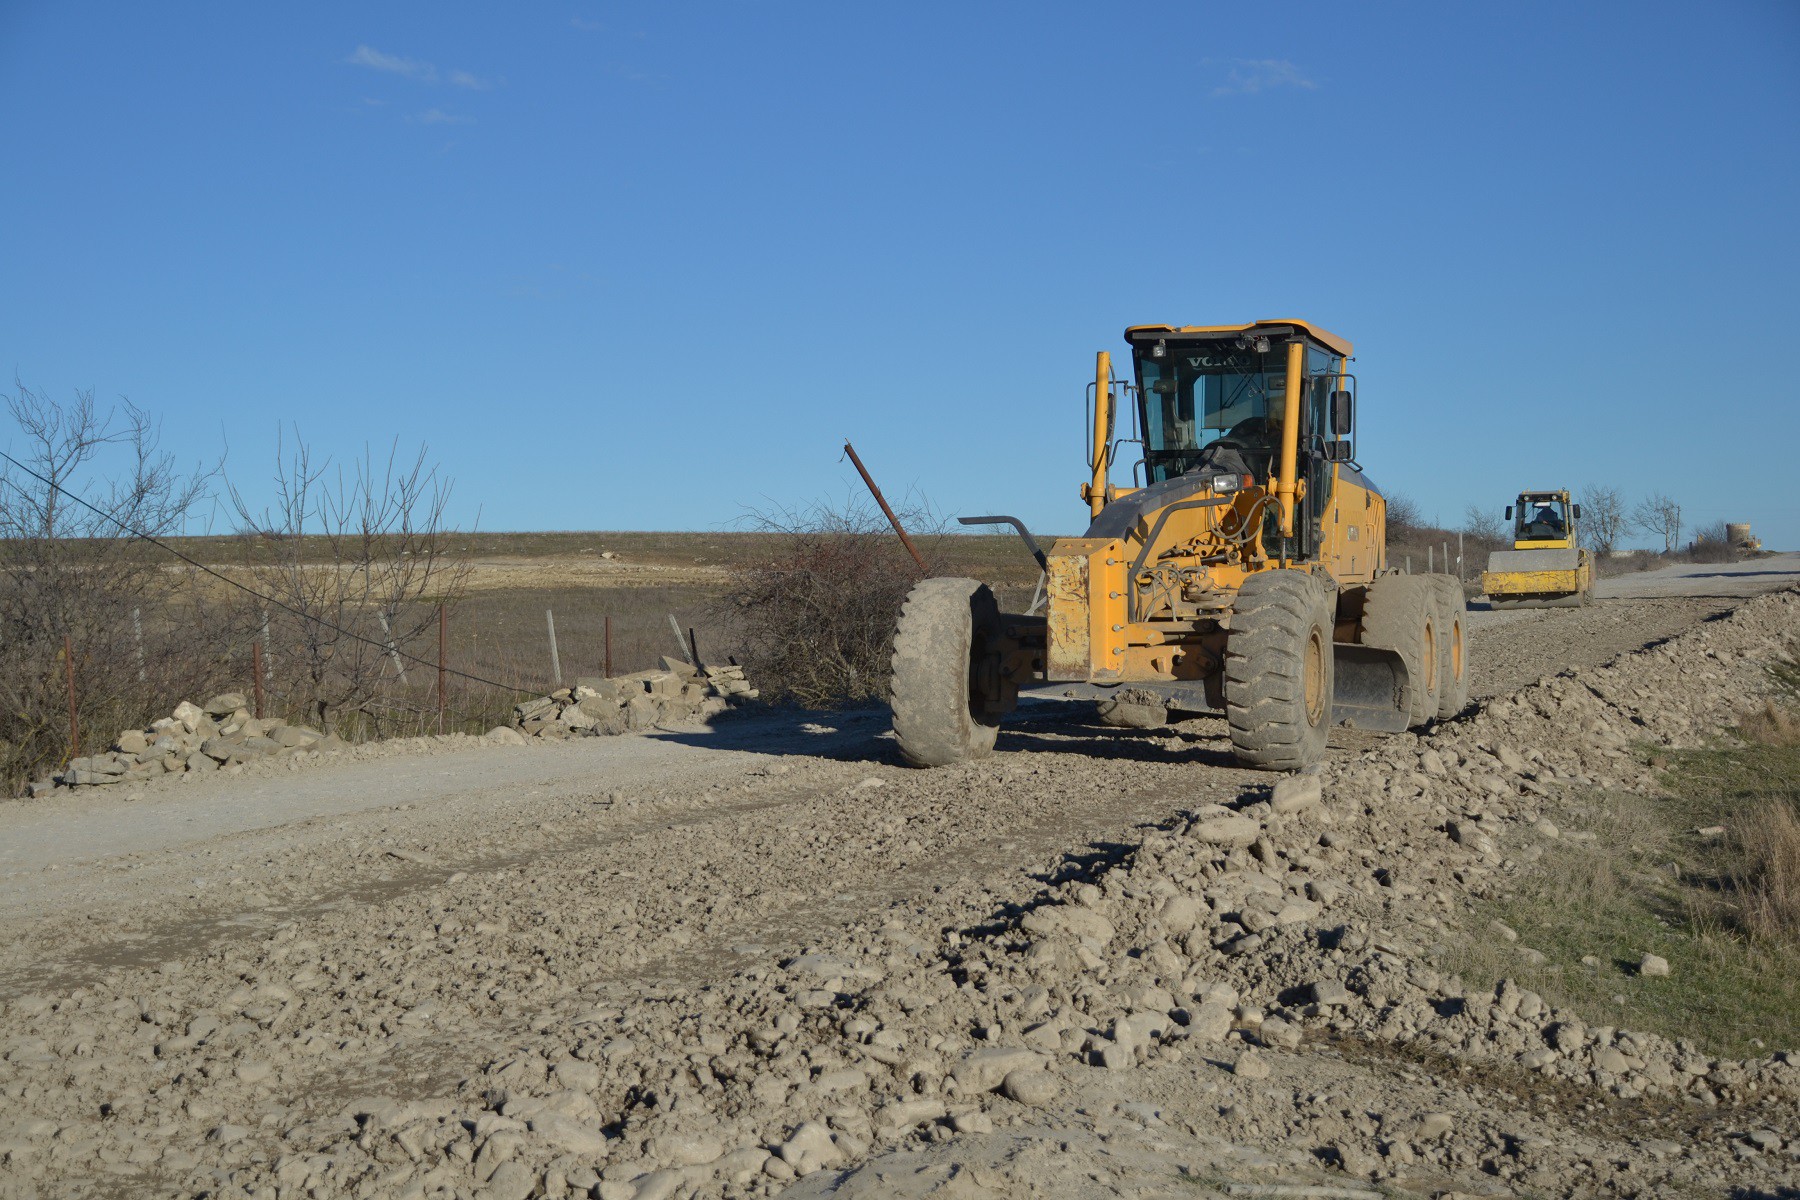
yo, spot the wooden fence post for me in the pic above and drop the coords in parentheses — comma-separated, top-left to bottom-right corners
(252, 641, 265, 719)
(603, 614, 613, 678)
(62, 634, 78, 760)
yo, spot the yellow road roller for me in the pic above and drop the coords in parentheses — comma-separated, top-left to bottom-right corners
(1480, 489, 1593, 608)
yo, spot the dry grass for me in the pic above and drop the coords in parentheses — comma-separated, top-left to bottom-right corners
(1442, 783, 1800, 1057)
(1443, 649, 1800, 1055)
(1733, 800, 1800, 944)
(1738, 699, 1800, 746)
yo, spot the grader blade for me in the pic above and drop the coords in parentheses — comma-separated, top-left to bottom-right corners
(1331, 644, 1412, 732)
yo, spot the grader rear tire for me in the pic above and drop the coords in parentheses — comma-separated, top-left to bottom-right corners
(1362, 574, 1441, 727)
(1427, 574, 1470, 719)
(1224, 570, 1334, 771)
(890, 577, 1004, 767)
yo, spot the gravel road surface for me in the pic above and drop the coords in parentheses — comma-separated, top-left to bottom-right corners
(0, 556, 1795, 1199)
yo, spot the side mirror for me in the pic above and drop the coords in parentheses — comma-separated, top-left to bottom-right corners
(1324, 439, 1353, 462)
(1573, 504, 1582, 519)
(1330, 390, 1353, 436)
(1504, 506, 1514, 520)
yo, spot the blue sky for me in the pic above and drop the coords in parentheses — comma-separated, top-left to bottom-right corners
(2, 2, 1797, 548)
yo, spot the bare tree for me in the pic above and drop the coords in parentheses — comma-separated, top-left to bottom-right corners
(1460, 502, 1507, 551)
(0, 379, 220, 790)
(1385, 493, 1424, 543)
(228, 433, 470, 734)
(1632, 492, 1683, 554)
(1579, 484, 1629, 557)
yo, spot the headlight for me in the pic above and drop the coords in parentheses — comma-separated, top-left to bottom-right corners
(1212, 474, 1241, 494)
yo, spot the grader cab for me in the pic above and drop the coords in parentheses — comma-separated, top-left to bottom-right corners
(889, 319, 1469, 771)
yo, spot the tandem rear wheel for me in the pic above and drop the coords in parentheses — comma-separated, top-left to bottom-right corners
(1224, 569, 1334, 771)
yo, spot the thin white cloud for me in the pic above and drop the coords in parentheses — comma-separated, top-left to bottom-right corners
(1211, 58, 1317, 97)
(570, 17, 604, 32)
(449, 70, 491, 90)
(346, 44, 436, 82)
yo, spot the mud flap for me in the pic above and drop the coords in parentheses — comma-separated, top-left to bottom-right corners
(1331, 643, 1412, 732)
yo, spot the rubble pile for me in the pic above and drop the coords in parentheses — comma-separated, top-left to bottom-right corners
(510, 659, 757, 740)
(36, 693, 334, 797)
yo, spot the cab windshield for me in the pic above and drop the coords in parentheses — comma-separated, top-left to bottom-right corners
(1135, 343, 1288, 484)
(1516, 497, 1569, 541)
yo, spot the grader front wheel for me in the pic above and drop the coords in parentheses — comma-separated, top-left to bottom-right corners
(890, 577, 1006, 767)
(1224, 570, 1334, 771)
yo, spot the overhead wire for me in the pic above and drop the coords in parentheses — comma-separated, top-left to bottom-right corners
(0, 448, 537, 695)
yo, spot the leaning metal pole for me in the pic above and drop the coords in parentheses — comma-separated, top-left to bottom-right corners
(843, 440, 928, 574)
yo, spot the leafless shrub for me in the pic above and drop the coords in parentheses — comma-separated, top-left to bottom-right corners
(227, 432, 470, 735)
(0, 380, 221, 791)
(1687, 521, 1738, 564)
(718, 497, 948, 707)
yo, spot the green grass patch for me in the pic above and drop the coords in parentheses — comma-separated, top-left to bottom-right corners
(1444, 745, 1800, 1058)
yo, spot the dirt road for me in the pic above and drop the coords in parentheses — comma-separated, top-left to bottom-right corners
(0, 556, 1795, 1199)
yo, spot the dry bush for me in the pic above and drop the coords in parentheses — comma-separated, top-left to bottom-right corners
(1731, 801, 1800, 943)
(0, 381, 226, 792)
(718, 498, 948, 707)
(1686, 521, 1738, 564)
(227, 433, 471, 735)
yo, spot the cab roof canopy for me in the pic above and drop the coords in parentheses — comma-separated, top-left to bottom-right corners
(1124, 319, 1352, 358)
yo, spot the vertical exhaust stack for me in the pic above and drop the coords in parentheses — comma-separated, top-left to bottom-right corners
(1089, 351, 1112, 519)
(1274, 338, 1305, 553)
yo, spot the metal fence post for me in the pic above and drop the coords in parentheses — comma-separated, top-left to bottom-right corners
(546, 609, 562, 686)
(437, 603, 448, 734)
(252, 641, 265, 719)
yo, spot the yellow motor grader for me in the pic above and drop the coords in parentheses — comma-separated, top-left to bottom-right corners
(889, 319, 1468, 771)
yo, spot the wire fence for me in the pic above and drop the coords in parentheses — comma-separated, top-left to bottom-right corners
(0, 446, 729, 789)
